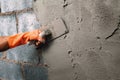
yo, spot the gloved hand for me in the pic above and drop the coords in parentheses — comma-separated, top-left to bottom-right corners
(8, 29, 45, 48)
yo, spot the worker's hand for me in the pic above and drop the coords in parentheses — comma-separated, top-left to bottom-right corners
(8, 29, 46, 48)
(28, 29, 45, 46)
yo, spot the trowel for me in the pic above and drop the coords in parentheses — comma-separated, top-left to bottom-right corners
(41, 18, 69, 41)
(29, 18, 69, 46)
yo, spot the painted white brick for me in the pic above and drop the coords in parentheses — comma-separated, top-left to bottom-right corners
(17, 11, 40, 32)
(1, 0, 33, 13)
(0, 14, 17, 36)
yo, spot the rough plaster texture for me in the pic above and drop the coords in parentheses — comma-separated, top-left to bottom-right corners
(33, 0, 120, 80)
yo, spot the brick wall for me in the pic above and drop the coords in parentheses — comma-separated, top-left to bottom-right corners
(0, 0, 48, 80)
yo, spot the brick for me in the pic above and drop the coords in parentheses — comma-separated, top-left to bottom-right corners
(23, 65, 48, 80)
(1, 0, 33, 13)
(0, 14, 17, 56)
(6, 11, 41, 64)
(7, 45, 40, 64)
(0, 53, 2, 58)
(0, 61, 23, 80)
(0, 14, 17, 36)
(17, 11, 40, 32)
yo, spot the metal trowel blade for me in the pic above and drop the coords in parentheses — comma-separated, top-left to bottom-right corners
(42, 18, 69, 41)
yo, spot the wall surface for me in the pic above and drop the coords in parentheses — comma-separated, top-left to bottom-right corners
(1, 0, 120, 80)
(34, 0, 120, 80)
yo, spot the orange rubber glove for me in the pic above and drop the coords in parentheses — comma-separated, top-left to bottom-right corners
(8, 29, 45, 48)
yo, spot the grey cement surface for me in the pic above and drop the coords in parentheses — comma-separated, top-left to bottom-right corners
(33, 0, 120, 80)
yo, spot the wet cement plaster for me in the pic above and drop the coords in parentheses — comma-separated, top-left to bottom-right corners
(33, 0, 120, 80)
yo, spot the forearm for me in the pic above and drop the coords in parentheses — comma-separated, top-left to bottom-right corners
(0, 36, 9, 52)
(0, 29, 45, 52)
